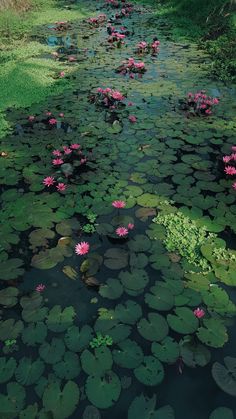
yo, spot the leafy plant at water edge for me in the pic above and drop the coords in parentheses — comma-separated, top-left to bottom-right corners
(89, 333, 113, 348)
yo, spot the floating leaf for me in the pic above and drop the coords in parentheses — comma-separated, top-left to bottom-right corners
(167, 308, 199, 334)
(39, 337, 65, 364)
(180, 341, 211, 367)
(65, 325, 93, 352)
(209, 407, 234, 419)
(15, 358, 44, 386)
(128, 394, 175, 419)
(0, 258, 24, 280)
(43, 381, 80, 419)
(19, 403, 38, 419)
(145, 284, 174, 311)
(212, 357, 236, 396)
(128, 235, 151, 252)
(46, 305, 76, 332)
(134, 356, 164, 386)
(104, 248, 128, 270)
(99, 278, 123, 300)
(137, 194, 160, 207)
(0, 357, 17, 383)
(0, 319, 23, 340)
(85, 371, 121, 409)
(0, 287, 19, 308)
(115, 300, 142, 325)
(83, 405, 101, 419)
(152, 337, 180, 364)
(137, 313, 169, 342)
(113, 339, 143, 369)
(22, 322, 47, 346)
(0, 382, 26, 417)
(53, 351, 81, 380)
(81, 347, 113, 376)
(119, 269, 149, 293)
(197, 318, 228, 348)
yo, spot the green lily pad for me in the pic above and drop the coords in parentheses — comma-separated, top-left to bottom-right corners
(167, 308, 199, 334)
(39, 337, 65, 364)
(145, 284, 174, 311)
(104, 248, 128, 270)
(113, 339, 143, 369)
(65, 325, 94, 352)
(22, 322, 47, 346)
(128, 235, 151, 252)
(212, 357, 236, 396)
(197, 318, 228, 348)
(46, 305, 76, 332)
(119, 269, 149, 293)
(129, 252, 149, 269)
(152, 337, 180, 364)
(0, 258, 24, 280)
(85, 371, 121, 409)
(137, 194, 160, 207)
(106, 323, 131, 343)
(19, 403, 38, 419)
(134, 356, 164, 386)
(15, 358, 44, 386)
(115, 300, 142, 325)
(209, 407, 234, 419)
(53, 351, 81, 380)
(0, 357, 17, 383)
(43, 380, 80, 419)
(180, 341, 211, 367)
(128, 394, 175, 419)
(83, 405, 101, 419)
(99, 278, 123, 300)
(137, 313, 169, 342)
(135, 207, 156, 222)
(0, 319, 23, 340)
(0, 382, 26, 417)
(0, 287, 19, 308)
(81, 347, 113, 376)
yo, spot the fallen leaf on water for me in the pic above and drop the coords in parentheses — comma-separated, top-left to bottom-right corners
(138, 144, 151, 151)
(83, 276, 100, 288)
(62, 265, 78, 280)
(58, 237, 71, 247)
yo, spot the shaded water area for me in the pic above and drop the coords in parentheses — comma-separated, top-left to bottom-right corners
(1, 1, 236, 418)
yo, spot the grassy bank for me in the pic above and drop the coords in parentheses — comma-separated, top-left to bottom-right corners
(135, 0, 236, 83)
(0, 0, 89, 139)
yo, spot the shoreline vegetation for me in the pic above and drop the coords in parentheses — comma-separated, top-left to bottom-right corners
(0, 0, 235, 140)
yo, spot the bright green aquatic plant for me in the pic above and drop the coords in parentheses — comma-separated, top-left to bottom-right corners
(153, 212, 216, 269)
(89, 333, 113, 348)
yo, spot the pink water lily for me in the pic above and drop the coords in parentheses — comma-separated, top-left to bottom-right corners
(63, 147, 72, 155)
(52, 149, 62, 156)
(70, 143, 81, 149)
(56, 183, 67, 192)
(35, 284, 46, 293)
(75, 241, 90, 255)
(43, 176, 55, 187)
(232, 182, 236, 190)
(112, 200, 126, 208)
(225, 166, 236, 175)
(60, 71, 65, 77)
(116, 227, 129, 237)
(129, 115, 137, 123)
(28, 115, 35, 121)
(127, 223, 134, 230)
(193, 308, 205, 319)
(52, 158, 64, 165)
(223, 155, 231, 163)
(59, 113, 64, 117)
(49, 118, 57, 125)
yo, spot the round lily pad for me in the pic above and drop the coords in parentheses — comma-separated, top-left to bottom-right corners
(137, 313, 169, 342)
(167, 307, 199, 334)
(104, 248, 128, 270)
(99, 278, 123, 300)
(0, 357, 17, 383)
(53, 351, 81, 380)
(134, 356, 164, 386)
(39, 337, 65, 364)
(43, 380, 80, 419)
(152, 337, 180, 364)
(113, 339, 143, 369)
(15, 357, 44, 386)
(212, 357, 236, 396)
(85, 371, 121, 409)
(65, 325, 94, 353)
(81, 347, 113, 376)
(145, 285, 174, 311)
(197, 318, 228, 348)
(115, 300, 142, 325)
(209, 407, 234, 419)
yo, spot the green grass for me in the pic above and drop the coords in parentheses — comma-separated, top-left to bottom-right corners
(0, 0, 89, 139)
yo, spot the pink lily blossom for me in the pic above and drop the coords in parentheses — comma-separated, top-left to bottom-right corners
(193, 308, 205, 319)
(112, 200, 126, 208)
(225, 166, 236, 175)
(232, 182, 236, 190)
(35, 284, 46, 293)
(60, 71, 65, 77)
(28, 115, 35, 121)
(49, 118, 57, 125)
(56, 183, 67, 192)
(129, 115, 137, 123)
(116, 226, 129, 237)
(223, 155, 232, 163)
(70, 143, 81, 149)
(75, 241, 90, 255)
(52, 158, 64, 166)
(52, 150, 62, 157)
(127, 223, 134, 230)
(59, 113, 64, 117)
(43, 176, 55, 187)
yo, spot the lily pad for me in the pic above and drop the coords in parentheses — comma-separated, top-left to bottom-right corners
(145, 284, 174, 311)
(167, 308, 199, 334)
(22, 322, 47, 346)
(137, 313, 169, 342)
(39, 337, 65, 364)
(65, 325, 94, 352)
(0, 258, 24, 280)
(81, 347, 113, 376)
(104, 248, 128, 270)
(180, 341, 211, 367)
(115, 300, 142, 325)
(0, 382, 26, 417)
(43, 380, 80, 419)
(99, 278, 123, 300)
(137, 194, 160, 207)
(113, 339, 143, 369)
(83, 405, 101, 419)
(212, 357, 236, 396)
(0, 357, 17, 383)
(128, 235, 151, 252)
(128, 394, 175, 419)
(134, 356, 164, 386)
(209, 407, 234, 419)
(85, 371, 121, 409)
(46, 305, 76, 332)
(53, 351, 81, 380)
(119, 269, 149, 293)
(197, 318, 228, 348)
(0, 319, 23, 340)
(15, 358, 44, 386)
(152, 337, 180, 364)
(0, 287, 19, 308)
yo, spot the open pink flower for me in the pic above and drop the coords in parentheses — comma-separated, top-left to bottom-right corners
(75, 241, 90, 255)
(112, 200, 126, 208)
(46, 111, 52, 116)
(70, 143, 81, 149)
(43, 176, 55, 187)
(127, 223, 134, 230)
(112, 91, 124, 101)
(59, 113, 64, 117)
(63, 147, 72, 155)
(56, 183, 67, 192)
(80, 158, 87, 164)
(205, 109, 212, 115)
(193, 308, 205, 319)
(52, 158, 64, 165)
(28, 115, 35, 122)
(60, 71, 65, 77)
(232, 182, 236, 190)
(52, 149, 62, 157)
(129, 115, 137, 123)
(49, 118, 57, 125)
(225, 166, 236, 175)
(116, 227, 129, 237)
(223, 155, 231, 163)
(35, 284, 46, 293)
(232, 146, 236, 151)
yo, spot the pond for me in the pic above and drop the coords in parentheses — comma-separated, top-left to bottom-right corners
(0, 0, 236, 418)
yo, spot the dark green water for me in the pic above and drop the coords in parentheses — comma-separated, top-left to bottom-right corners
(0, 1, 236, 418)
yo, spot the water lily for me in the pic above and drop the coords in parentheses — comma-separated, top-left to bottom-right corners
(43, 176, 55, 187)
(52, 158, 64, 165)
(193, 308, 205, 319)
(129, 115, 137, 123)
(75, 241, 90, 255)
(116, 227, 129, 237)
(49, 118, 57, 125)
(56, 183, 67, 192)
(35, 284, 46, 293)
(112, 200, 126, 208)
